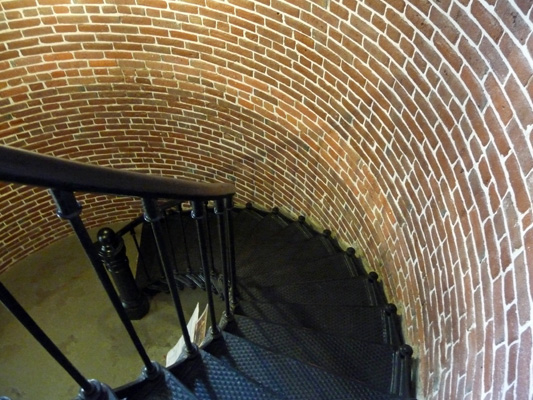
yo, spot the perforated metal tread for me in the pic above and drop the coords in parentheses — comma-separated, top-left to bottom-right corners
(236, 220, 314, 260)
(236, 213, 289, 260)
(170, 350, 286, 400)
(239, 232, 337, 271)
(237, 252, 358, 286)
(120, 366, 199, 400)
(205, 332, 400, 400)
(236, 300, 394, 344)
(236, 276, 382, 306)
(225, 315, 399, 392)
(231, 208, 264, 250)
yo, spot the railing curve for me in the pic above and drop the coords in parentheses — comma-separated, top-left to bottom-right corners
(0, 145, 235, 200)
(0, 145, 237, 400)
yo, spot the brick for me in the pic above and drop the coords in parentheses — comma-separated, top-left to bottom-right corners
(471, 1, 504, 42)
(484, 74, 513, 126)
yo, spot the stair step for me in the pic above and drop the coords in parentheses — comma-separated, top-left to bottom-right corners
(117, 365, 198, 400)
(170, 350, 285, 400)
(238, 252, 357, 286)
(235, 300, 401, 345)
(225, 315, 403, 394)
(231, 208, 263, 249)
(238, 233, 337, 272)
(237, 276, 384, 306)
(236, 219, 314, 263)
(205, 332, 400, 400)
(236, 212, 289, 260)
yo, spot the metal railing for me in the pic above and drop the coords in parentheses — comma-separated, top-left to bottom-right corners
(0, 145, 236, 399)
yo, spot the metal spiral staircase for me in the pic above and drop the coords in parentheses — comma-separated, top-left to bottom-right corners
(0, 146, 414, 400)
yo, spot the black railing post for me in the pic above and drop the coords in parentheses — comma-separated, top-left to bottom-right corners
(142, 197, 197, 356)
(177, 203, 204, 289)
(49, 189, 158, 378)
(214, 198, 232, 320)
(97, 227, 150, 320)
(191, 200, 220, 337)
(0, 283, 118, 400)
(224, 196, 237, 306)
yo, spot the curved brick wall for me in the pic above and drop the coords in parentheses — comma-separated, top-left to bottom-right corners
(0, 1, 532, 398)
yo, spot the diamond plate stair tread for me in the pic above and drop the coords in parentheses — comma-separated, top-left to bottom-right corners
(226, 315, 399, 392)
(236, 276, 378, 306)
(235, 300, 390, 343)
(170, 350, 286, 400)
(121, 367, 199, 400)
(237, 252, 357, 286)
(205, 332, 399, 400)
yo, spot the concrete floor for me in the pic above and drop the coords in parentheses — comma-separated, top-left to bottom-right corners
(0, 223, 220, 400)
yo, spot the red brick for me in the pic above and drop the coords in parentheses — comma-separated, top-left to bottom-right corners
(471, 1, 504, 43)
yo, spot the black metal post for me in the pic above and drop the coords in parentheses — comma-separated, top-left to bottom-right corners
(49, 189, 157, 378)
(214, 199, 232, 319)
(224, 196, 237, 306)
(97, 227, 150, 320)
(0, 283, 119, 400)
(130, 228, 152, 283)
(142, 197, 196, 356)
(191, 200, 220, 337)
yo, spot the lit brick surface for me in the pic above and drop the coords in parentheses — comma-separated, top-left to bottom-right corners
(0, 1, 532, 398)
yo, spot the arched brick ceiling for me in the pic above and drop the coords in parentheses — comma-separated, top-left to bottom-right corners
(0, 1, 532, 398)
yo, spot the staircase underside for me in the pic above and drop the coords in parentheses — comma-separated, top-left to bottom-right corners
(127, 204, 414, 399)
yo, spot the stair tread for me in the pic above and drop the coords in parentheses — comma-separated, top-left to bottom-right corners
(235, 220, 314, 262)
(237, 252, 357, 285)
(206, 332, 400, 400)
(236, 300, 394, 344)
(226, 315, 402, 393)
(171, 350, 286, 400)
(238, 233, 336, 270)
(121, 366, 198, 400)
(236, 213, 289, 258)
(237, 276, 382, 306)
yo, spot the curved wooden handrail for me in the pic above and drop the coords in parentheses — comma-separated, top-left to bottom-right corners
(0, 145, 235, 199)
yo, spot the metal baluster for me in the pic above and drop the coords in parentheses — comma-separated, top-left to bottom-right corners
(191, 200, 220, 337)
(224, 196, 237, 306)
(177, 203, 204, 289)
(214, 198, 232, 320)
(166, 207, 196, 289)
(205, 202, 216, 274)
(130, 228, 152, 282)
(0, 282, 118, 400)
(205, 203, 220, 296)
(142, 197, 196, 355)
(49, 189, 158, 377)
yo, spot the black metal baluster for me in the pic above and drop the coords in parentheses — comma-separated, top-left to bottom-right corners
(205, 203, 220, 296)
(214, 198, 232, 319)
(49, 189, 158, 378)
(130, 228, 152, 283)
(205, 202, 216, 274)
(0, 282, 118, 400)
(142, 198, 196, 356)
(224, 196, 237, 306)
(191, 200, 220, 337)
(177, 203, 204, 289)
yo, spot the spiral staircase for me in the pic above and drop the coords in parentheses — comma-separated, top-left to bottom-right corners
(0, 146, 414, 399)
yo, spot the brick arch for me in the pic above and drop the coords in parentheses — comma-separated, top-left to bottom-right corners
(1, 1, 532, 398)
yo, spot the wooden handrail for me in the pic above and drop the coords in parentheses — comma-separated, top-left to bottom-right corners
(0, 145, 235, 199)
